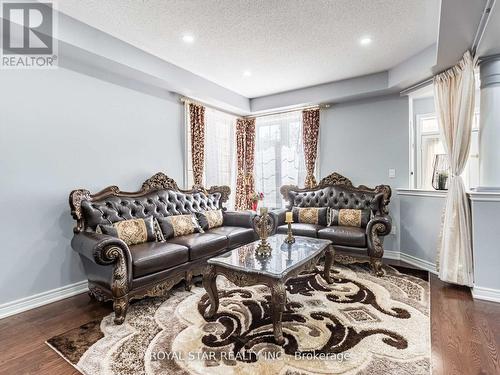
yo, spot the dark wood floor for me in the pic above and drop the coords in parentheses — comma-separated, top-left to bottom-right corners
(0, 259, 499, 375)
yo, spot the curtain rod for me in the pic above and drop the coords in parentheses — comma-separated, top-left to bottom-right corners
(179, 96, 245, 118)
(399, 77, 434, 96)
(181, 95, 323, 119)
(244, 104, 323, 119)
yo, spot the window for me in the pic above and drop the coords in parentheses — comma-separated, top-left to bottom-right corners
(186, 106, 237, 209)
(415, 112, 480, 190)
(204, 108, 237, 209)
(254, 111, 306, 209)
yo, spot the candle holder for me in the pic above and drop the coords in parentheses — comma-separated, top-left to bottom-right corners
(284, 220, 295, 245)
(252, 209, 275, 258)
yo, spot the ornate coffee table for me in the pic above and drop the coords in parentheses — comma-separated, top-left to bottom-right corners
(202, 234, 333, 344)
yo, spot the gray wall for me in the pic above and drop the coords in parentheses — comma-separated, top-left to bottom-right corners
(319, 95, 410, 251)
(0, 67, 184, 305)
(398, 193, 444, 265)
(471, 199, 500, 293)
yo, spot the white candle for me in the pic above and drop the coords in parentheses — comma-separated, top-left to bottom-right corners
(285, 211, 293, 223)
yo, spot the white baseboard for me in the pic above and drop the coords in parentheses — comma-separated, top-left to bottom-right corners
(472, 286, 500, 303)
(0, 280, 88, 320)
(399, 252, 437, 274)
(383, 250, 437, 274)
(383, 250, 401, 260)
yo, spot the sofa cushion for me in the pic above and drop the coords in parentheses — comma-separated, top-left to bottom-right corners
(317, 226, 366, 247)
(196, 209, 224, 230)
(156, 214, 203, 239)
(276, 223, 324, 238)
(207, 226, 256, 248)
(330, 208, 370, 228)
(167, 233, 229, 261)
(292, 207, 329, 226)
(98, 216, 157, 246)
(130, 242, 189, 278)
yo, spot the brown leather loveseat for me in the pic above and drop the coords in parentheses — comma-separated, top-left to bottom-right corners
(271, 172, 392, 276)
(69, 172, 257, 324)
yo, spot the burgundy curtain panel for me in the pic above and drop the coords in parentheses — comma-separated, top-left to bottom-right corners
(189, 103, 205, 186)
(302, 108, 320, 188)
(244, 118, 256, 207)
(235, 119, 247, 210)
(235, 118, 256, 210)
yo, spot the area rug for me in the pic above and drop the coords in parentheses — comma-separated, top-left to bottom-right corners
(47, 255, 430, 375)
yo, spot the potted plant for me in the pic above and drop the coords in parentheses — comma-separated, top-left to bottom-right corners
(250, 191, 264, 211)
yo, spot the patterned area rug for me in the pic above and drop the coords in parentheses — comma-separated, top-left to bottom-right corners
(47, 256, 430, 375)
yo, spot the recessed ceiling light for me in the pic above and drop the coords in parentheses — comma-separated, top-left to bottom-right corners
(359, 36, 372, 46)
(182, 34, 195, 43)
(243, 70, 252, 77)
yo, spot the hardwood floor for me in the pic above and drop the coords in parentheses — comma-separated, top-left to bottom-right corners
(0, 259, 499, 375)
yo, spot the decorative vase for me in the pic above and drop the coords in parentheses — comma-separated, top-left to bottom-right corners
(251, 201, 258, 211)
(252, 208, 275, 258)
(432, 154, 450, 190)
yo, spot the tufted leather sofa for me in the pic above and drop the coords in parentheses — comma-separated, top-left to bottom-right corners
(69, 172, 257, 324)
(270, 172, 392, 276)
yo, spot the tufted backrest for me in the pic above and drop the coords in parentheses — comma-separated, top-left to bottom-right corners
(69, 172, 230, 233)
(280, 172, 391, 217)
(81, 189, 222, 229)
(286, 186, 380, 212)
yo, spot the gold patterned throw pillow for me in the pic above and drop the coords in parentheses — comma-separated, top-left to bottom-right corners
(196, 209, 224, 230)
(292, 207, 329, 226)
(330, 209, 371, 228)
(98, 217, 157, 246)
(156, 214, 203, 239)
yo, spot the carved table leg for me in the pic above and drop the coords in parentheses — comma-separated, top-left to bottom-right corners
(270, 281, 286, 345)
(202, 266, 219, 318)
(323, 246, 335, 284)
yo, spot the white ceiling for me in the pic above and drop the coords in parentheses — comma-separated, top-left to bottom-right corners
(59, 0, 440, 98)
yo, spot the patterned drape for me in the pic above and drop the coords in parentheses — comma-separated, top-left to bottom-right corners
(302, 108, 320, 188)
(235, 118, 256, 210)
(189, 103, 205, 186)
(235, 119, 247, 210)
(244, 118, 256, 206)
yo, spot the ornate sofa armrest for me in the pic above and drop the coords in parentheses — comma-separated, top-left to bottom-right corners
(269, 208, 287, 234)
(222, 210, 256, 228)
(366, 215, 392, 275)
(71, 231, 132, 324)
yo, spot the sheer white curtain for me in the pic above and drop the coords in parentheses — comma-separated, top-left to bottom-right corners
(434, 51, 476, 287)
(204, 108, 237, 209)
(254, 111, 306, 209)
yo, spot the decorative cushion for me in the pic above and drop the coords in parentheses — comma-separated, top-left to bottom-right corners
(330, 209, 370, 228)
(98, 216, 157, 246)
(196, 209, 224, 231)
(156, 214, 203, 239)
(292, 207, 329, 226)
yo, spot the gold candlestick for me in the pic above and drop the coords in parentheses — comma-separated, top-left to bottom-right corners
(284, 220, 295, 245)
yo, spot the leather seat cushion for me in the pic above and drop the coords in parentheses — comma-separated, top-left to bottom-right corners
(130, 242, 189, 278)
(207, 226, 256, 248)
(317, 226, 366, 247)
(276, 223, 324, 238)
(167, 233, 229, 261)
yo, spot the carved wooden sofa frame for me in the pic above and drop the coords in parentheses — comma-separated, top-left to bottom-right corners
(277, 172, 392, 276)
(69, 172, 240, 324)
